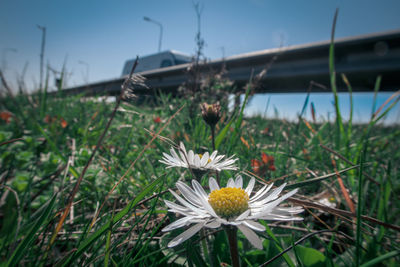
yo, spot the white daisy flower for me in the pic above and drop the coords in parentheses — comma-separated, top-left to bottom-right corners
(162, 176, 303, 249)
(159, 142, 238, 172)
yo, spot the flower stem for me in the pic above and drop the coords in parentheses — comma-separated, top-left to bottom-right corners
(225, 226, 240, 267)
(210, 124, 220, 184)
(211, 124, 216, 151)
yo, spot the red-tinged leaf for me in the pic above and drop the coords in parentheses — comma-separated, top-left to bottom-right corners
(261, 152, 269, 164)
(251, 159, 262, 174)
(240, 136, 250, 149)
(60, 117, 68, 128)
(261, 127, 269, 134)
(251, 159, 260, 167)
(153, 116, 161, 123)
(0, 111, 12, 123)
(311, 102, 316, 123)
(43, 114, 52, 124)
(268, 165, 276, 171)
(91, 111, 99, 121)
(252, 152, 276, 175)
(267, 155, 275, 164)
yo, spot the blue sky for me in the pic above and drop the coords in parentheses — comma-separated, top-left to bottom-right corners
(1, 0, 399, 123)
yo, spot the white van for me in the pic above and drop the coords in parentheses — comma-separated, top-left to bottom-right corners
(121, 50, 192, 76)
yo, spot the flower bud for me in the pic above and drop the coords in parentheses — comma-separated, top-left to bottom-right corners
(200, 102, 221, 126)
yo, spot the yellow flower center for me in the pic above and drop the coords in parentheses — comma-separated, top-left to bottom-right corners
(198, 154, 212, 163)
(208, 187, 249, 218)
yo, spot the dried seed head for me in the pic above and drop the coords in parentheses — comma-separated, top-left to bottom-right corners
(122, 74, 149, 100)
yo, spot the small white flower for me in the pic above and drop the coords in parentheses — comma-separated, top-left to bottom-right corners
(162, 176, 303, 249)
(159, 142, 238, 172)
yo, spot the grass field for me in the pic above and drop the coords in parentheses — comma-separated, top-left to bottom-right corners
(1, 29, 400, 266)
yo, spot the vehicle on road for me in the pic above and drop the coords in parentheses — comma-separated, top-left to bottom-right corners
(121, 50, 192, 76)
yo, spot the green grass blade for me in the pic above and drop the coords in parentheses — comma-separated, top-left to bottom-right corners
(372, 96, 400, 123)
(329, 9, 345, 149)
(360, 250, 400, 267)
(226, 83, 252, 152)
(63, 177, 162, 266)
(356, 147, 366, 266)
(341, 73, 353, 158)
(235, 84, 251, 130)
(367, 76, 383, 118)
(7, 194, 57, 267)
(39, 68, 49, 119)
(215, 110, 236, 149)
(104, 202, 117, 267)
(299, 91, 310, 120)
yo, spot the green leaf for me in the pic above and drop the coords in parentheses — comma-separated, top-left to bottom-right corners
(263, 223, 295, 267)
(11, 174, 29, 192)
(294, 245, 326, 267)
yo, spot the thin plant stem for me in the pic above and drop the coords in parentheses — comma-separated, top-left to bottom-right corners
(211, 124, 216, 151)
(37, 25, 46, 91)
(44, 58, 140, 258)
(225, 226, 240, 267)
(356, 145, 367, 266)
(210, 124, 220, 184)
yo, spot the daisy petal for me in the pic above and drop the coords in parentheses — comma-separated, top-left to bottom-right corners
(194, 154, 201, 167)
(205, 220, 221, 228)
(243, 220, 266, 232)
(169, 190, 208, 216)
(258, 183, 287, 203)
(168, 222, 205, 248)
(176, 181, 202, 206)
(237, 224, 263, 249)
(162, 216, 195, 232)
(245, 177, 255, 196)
(213, 155, 225, 163)
(201, 152, 210, 166)
(191, 180, 208, 200)
(227, 178, 235, 188)
(179, 142, 187, 155)
(209, 150, 218, 161)
(255, 214, 304, 221)
(187, 150, 194, 165)
(275, 206, 304, 214)
(209, 177, 220, 192)
(236, 209, 251, 221)
(192, 180, 219, 217)
(250, 183, 274, 203)
(235, 175, 243, 188)
(254, 188, 299, 217)
(164, 199, 190, 213)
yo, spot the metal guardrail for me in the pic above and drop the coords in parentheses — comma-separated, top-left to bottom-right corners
(62, 29, 400, 96)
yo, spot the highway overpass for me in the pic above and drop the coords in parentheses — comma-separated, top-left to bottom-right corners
(61, 29, 400, 96)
